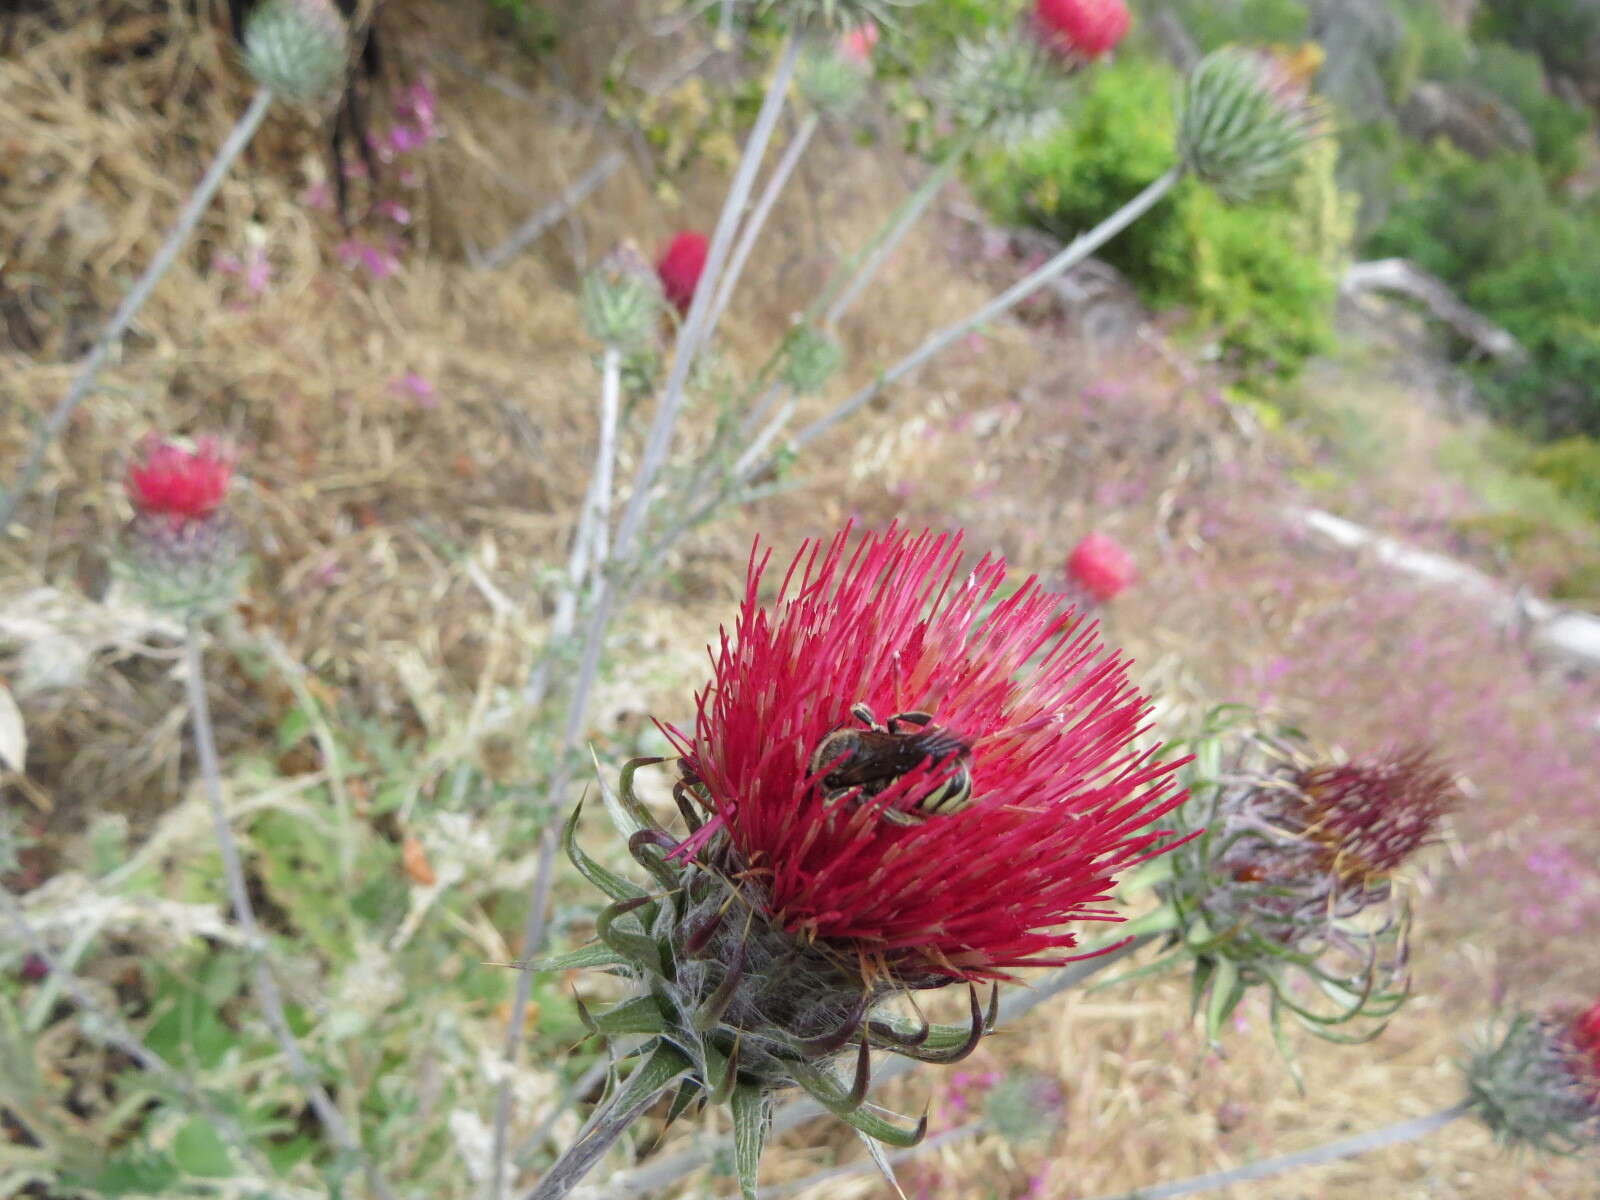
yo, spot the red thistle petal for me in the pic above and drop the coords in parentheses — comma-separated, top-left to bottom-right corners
(669, 523, 1188, 983)
(1575, 1001, 1600, 1079)
(126, 436, 235, 521)
(655, 231, 709, 314)
(1066, 532, 1135, 603)
(1033, 0, 1131, 60)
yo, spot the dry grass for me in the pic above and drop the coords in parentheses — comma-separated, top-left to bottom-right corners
(3, 2, 1598, 1197)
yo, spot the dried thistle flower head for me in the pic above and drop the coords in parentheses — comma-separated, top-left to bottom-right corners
(117, 437, 247, 618)
(555, 524, 1186, 1195)
(1468, 1006, 1600, 1156)
(943, 30, 1071, 145)
(581, 241, 665, 351)
(1158, 710, 1456, 1046)
(242, 0, 348, 101)
(1176, 46, 1326, 203)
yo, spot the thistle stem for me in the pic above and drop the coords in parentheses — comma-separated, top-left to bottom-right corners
(184, 624, 397, 1200)
(1079, 1101, 1476, 1200)
(480, 152, 625, 271)
(785, 164, 1185, 461)
(0, 88, 274, 534)
(823, 140, 968, 328)
(707, 112, 820, 336)
(609, 33, 801, 565)
(519, 1077, 673, 1200)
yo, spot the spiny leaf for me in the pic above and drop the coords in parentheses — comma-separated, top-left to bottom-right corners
(563, 801, 648, 904)
(530, 943, 631, 974)
(591, 995, 670, 1037)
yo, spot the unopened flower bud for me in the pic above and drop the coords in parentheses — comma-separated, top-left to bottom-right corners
(656, 231, 709, 316)
(243, 0, 348, 102)
(581, 241, 665, 351)
(1177, 46, 1326, 203)
(944, 31, 1070, 145)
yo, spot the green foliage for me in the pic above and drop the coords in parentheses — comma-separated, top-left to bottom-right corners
(1476, 0, 1600, 80)
(973, 55, 1345, 378)
(1470, 42, 1593, 180)
(483, 0, 558, 52)
(1368, 147, 1600, 436)
(1526, 437, 1600, 523)
(1134, 0, 1308, 52)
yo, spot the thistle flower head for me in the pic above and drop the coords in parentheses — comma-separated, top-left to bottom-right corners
(242, 0, 348, 101)
(840, 20, 880, 63)
(1031, 0, 1131, 61)
(126, 437, 235, 523)
(656, 231, 710, 315)
(1066, 531, 1135, 604)
(581, 241, 665, 351)
(557, 524, 1185, 1181)
(1468, 1007, 1600, 1155)
(1159, 711, 1455, 1044)
(670, 523, 1185, 983)
(942, 30, 1071, 145)
(118, 437, 247, 618)
(1176, 46, 1326, 203)
(734, 0, 915, 34)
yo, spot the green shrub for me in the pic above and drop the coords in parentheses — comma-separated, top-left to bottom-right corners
(1526, 437, 1600, 523)
(1471, 42, 1593, 180)
(1477, 0, 1600, 80)
(1368, 147, 1600, 436)
(1133, 0, 1308, 52)
(972, 55, 1345, 377)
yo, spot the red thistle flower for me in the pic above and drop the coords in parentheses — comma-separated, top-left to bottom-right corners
(1066, 531, 1135, 604)
(667, 524, 1187, 983)
(1032, 0, 1131, 60)
(655, 230, 709, 314)
(1293, 748, 1455, 883)
(839, 20, 879, 64)
(126, 436, 234, 522)
(1575, 1001, 1600, 1080)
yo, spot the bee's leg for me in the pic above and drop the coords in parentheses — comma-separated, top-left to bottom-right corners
(850, 701, 878, 729)
(887, 710, 934, 733)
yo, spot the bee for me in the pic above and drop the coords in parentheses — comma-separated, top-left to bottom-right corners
(809, 703, 974, 825)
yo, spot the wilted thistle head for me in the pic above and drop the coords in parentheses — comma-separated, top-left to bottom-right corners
(1176, 46, 1326, 203)
(943, 30, 1071, 145)
(558, 524, 1185, 1186)
(581, 241, 665, 352)
(118, 437, 247, 618)
(1467, 1004, 1600, 1156)
(779, 326, 844, 394)
(1160, 712, 1455, 1044)
(242, 0, 348, 101)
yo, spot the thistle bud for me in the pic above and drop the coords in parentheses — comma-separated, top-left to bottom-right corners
(779, 326, 844, 395)
(580, 241, 665, 352)
(734, 0, 906, 34)
(943, 31, 1069, 145)
(1065, 531, 1134, 604)
(1467, 1005, 1600, 1155)
(1158, 712, 1455, 1044)
(243, 0, 348, 102)
(1176, 47, 1325, 203)
(117, 437, 247, 619)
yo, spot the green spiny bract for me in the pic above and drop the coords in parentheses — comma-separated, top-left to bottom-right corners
(779, 327, 844, 395)
(941, 30, 1071, 147)
(580, 243, 665, 353)
(1176, 46, 1326, 203)
(549, 758, 994, 1198)
(1467, 1015, 1600, 1156)
(733, 0, 917, 35)
(242, 0, 348, 101)
(1153, 709, 1422, 1053)
(115, 514, 249, 620)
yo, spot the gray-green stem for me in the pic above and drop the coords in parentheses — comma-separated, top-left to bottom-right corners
(1079, 1100, 1476, 1200)
(519, 1077, 673, 1200)
(786, 164, 1185, 459)
(0, 88, 274, 533)
(185, 623, 397, 1200)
